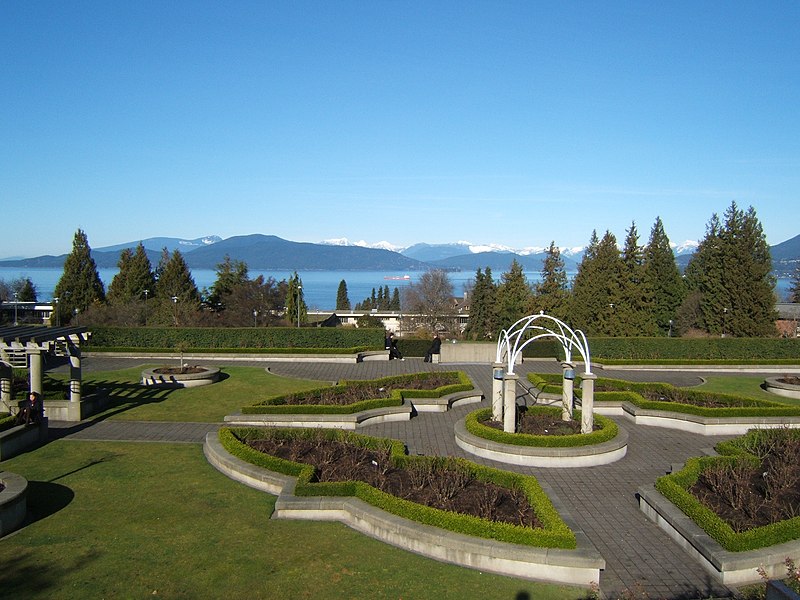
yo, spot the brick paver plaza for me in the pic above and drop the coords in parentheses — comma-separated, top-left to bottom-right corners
(48, 357, 755, 599)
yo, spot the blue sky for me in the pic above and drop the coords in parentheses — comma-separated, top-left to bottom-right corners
(2, 1, 799, 258)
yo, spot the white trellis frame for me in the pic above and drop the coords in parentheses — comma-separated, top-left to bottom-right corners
(494, 312, 597, 434)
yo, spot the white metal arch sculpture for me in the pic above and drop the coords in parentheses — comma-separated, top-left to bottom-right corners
(494, 312, 597, 434)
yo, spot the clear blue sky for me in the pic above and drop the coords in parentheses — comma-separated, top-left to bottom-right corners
(2, 1, 799, 258)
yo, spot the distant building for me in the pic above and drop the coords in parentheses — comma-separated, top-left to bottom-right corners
(0, 301, 54, 325)
(776, 303, 800, 337)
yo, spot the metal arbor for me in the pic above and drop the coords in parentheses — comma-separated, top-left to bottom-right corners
(493, 312, 597, 434)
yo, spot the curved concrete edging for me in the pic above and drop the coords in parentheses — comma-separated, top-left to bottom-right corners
(594, 401, 800, 435)
(203, 432, 604, 586)
(638, 483, 800, 586)
(454, 419, 629, 467)
(223, 389, 483, 429)
(764, 376, 800, 400)
(141, 366, 220, 388)
(0, 471, 28, 537)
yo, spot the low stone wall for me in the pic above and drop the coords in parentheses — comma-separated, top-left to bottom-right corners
(0, 471, 27, 536)
(440, 342, 523, 364)
(203, 432, 605, 586)
(0, 419, 48, 460)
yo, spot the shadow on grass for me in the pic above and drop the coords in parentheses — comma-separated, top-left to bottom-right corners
(0, 546, 100, 596)
(21, 481, 75, 524)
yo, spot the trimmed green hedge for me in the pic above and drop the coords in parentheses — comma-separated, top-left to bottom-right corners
(219, 427, 576, 549)
(465, 407, 618, 447)
(242, 371, 474, 415)
(587, 337, 800, 361)
(87, 326, 386, 351)
(655, 432, 800, 552)
(527, 373, 800, 419)
(0, 413, 16, 433)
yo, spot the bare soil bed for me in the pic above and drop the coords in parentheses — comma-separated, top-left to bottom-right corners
(152, 366, 209, 375)
(480, 409, 592, 435)
(690, 431, 800, 531)
(246, 435, 541, 528)
(778, 376, 800, 386)
(280, 373, 463, 406)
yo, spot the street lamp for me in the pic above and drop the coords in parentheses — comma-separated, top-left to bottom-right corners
(296, 285, 302, 328)
(253, 309, 258, 327)
(53, 297, 60, 327)
(722, 307, 728, 338)
(172, 296, 179, 326)
(13, 291, 18, 326)
(668, 319, 673, 337)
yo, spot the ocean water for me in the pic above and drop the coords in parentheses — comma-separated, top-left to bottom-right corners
(0, 266, 794, 310)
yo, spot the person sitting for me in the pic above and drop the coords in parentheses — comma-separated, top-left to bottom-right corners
(424, 333, 442, 363)
(15, 391, 43, 426)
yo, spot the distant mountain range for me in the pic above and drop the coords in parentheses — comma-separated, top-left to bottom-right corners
(1, 233, 798, 276)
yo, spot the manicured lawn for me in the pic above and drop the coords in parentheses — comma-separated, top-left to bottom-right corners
(0, 441, 588, 599)
(55, 366, 327, 422)
(694, 375, 800, 406)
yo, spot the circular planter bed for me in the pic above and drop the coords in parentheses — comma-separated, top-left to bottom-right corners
(141, 366, 220, 388)
(455, 407, 628, 467)
(0, 470, 28, 536)
(764, 376, 800, 400)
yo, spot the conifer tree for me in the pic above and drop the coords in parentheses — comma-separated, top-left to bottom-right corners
(152, 248, 200, 325)
(684, 203, 776, 336)
(495, 259, 533, 333)
(336, 279, 351, 311)
(642, 217, 685, 336)
(533, 241, 569, 320)
(208, 255, 249, 311)
(790, 265, 800, 303)
(390, 287, 401, 310)
(286, 271, 307, 326)
(464, 267, 498, 340)
(107, 243, 156, 305)
(570, 231, 624, 335)
(619, 222, 657, 336)
(15, 277, 37, 302)
(54, 229, 106, 323)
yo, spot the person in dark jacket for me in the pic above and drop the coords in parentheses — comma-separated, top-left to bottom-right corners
(15, 391, 43, 426)
(424, 333, 441, 362)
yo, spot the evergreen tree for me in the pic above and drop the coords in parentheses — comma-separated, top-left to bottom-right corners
(684, 203, 776, 336)
(208, 255, 249, 310)
(642, 217, 685, 336)
(336, 279, 351, 311)
(54, 229, 106, 324)
(619, 222, 657, 336)
(464, 267, 498, 340)
(286, 271, 307, 326)
(790, 264, 800, 303)
(152, 248, 200, 325)
(390, 287, 401, 310)
(382, 285, 391, 309)
(14, 277, 38, 302)
(107, 243, 156, 305)
(533, 241, 569, 320)
(570, 231, 623, 335)
(495, 260, 533, 333)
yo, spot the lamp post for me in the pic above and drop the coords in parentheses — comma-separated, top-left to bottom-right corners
(296, 285, 302, 328)
(53, 297, 60, 327)
(13, 291, 18, 326)
(172, 296, 179, 326)
(143, 289, 149, 326)
(668, 319, 673, 337)
(722, 307, 728, 338)
(253, 309, 258, 327)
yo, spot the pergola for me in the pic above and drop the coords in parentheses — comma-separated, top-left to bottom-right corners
(0, 325, 89, 416)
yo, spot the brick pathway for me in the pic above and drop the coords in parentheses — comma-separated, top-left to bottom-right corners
(48, 357, 749, 599)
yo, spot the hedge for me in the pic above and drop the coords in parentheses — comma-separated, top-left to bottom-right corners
(87, 326, 386, 351)
(585, 337, 800, 361)
(220, 427, 576, 549)
(465, 407, 619, 448)
(655, 445, 800, 552)
(0, 413, 16, 433)
(242, 371, 474, 415)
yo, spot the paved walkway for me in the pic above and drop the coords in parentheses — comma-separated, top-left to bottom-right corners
(47, 357, 750, 599)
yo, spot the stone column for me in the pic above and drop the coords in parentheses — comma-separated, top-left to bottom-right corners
(28, 345, 43, 395)
(492, 363, 504, 422)
(0, 375, 11, 413)
(561, 361, 575, 422)
(502, 372, 518, 434)
(69, 345, 82, 403)
(580, 372, 597, 434)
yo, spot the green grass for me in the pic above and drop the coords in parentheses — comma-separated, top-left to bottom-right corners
(694, 375, 800, 405)
(0, 440, 589, 599)
(53, 365, 327, 422)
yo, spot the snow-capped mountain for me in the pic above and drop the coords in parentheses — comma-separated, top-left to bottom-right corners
(671, 240, 699, 256)
(320, 238, 405, 252)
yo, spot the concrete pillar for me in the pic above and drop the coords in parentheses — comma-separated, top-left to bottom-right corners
(28, 346, 43, 395)
(69, 345, 82, 403)
(492, 363, 504, 422)
(1, 376, 11, 413)
(580, 372, 597, 434)
(502, 372, 518, 434)
(561, 361, 575, 422)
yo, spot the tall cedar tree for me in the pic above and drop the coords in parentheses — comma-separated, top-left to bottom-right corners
(54, 229, 106, 324)
(495, 259, 533, 333)
(790, 265, 800, 303)
(390, 287, 401, 310)
(286, 271, 307, 326)
(208, 255, 249, 311)
(570, 231, 624, 335)
(336, 280, 351, 310)
(684, 203, 776, 336)
(533, 241, 569, 320)
(107, 243, 156, 304)
(464, 267, 498, 340)
(642, 217, 685, 335)
(619, 222, 658, 336)
(15, 277, 38, 302)
(153, 248, 200, 325)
